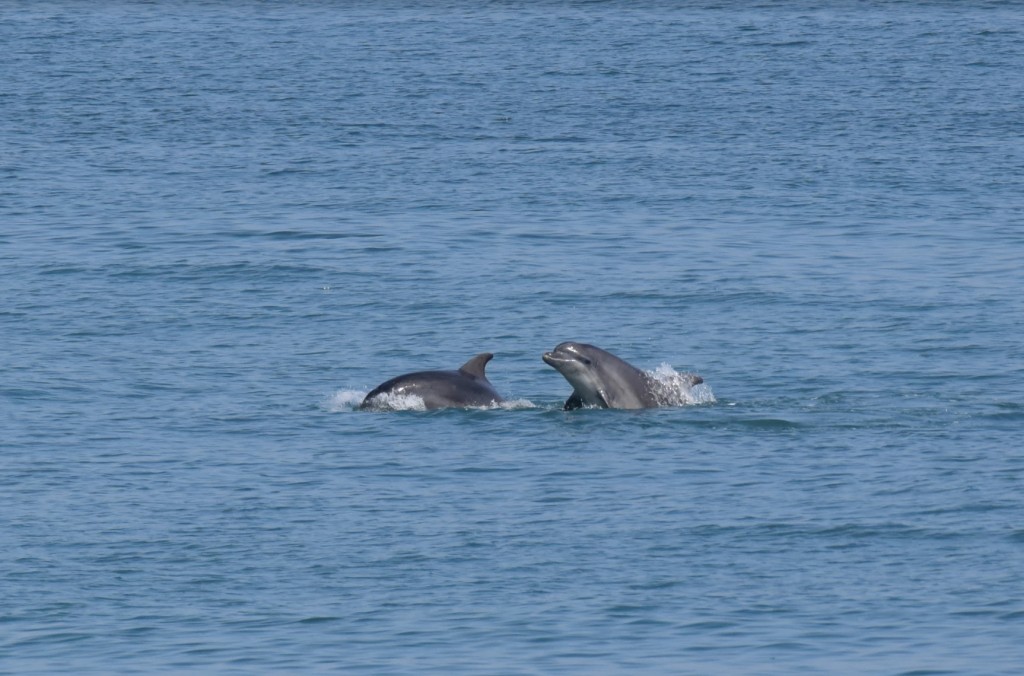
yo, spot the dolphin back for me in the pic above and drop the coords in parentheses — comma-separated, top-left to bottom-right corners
(360, 353, 504, 410)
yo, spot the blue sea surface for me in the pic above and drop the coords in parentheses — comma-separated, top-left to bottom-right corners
(3, 2, 1024, 673)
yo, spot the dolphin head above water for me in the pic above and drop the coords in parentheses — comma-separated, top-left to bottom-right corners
(543, 341, 703, 410)
(542, 341, 653, 409)
(542, 342, 611, 406)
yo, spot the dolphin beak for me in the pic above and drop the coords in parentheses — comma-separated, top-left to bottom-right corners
(544, 347, 581, 368)
(542, 351, 570, 367)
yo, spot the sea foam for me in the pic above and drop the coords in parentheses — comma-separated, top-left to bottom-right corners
(648, 364, 716, 406)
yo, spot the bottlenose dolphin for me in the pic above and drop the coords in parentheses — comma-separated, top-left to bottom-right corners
(360, 353, 505, 410)
(542, 341, 703, 410)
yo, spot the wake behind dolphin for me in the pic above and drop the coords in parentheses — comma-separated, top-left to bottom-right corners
(360, 353, 506, 411)
(542, 341, 706, 410)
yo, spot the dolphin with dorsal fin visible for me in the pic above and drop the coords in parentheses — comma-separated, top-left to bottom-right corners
(542, 341, 703, 410)
(359, 353, 506, 410)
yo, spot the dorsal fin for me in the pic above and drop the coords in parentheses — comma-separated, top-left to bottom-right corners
(458, 353, 493, 380)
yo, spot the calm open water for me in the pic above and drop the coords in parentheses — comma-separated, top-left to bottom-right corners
(3, 2, 1024, 673)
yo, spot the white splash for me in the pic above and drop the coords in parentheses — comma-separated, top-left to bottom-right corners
(648, 363, 716, 406)
(496, 398, 539, 410)
(354, 391, 428, 412)
(324, 389, 429, 412)
(325, 389, 536, 412)
(323, 389, 368, 412)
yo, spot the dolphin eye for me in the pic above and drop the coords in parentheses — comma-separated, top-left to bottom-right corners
(581, 357, 592, 365)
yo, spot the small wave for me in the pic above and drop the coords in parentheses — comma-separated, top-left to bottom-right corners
(648, 364, 716, 406)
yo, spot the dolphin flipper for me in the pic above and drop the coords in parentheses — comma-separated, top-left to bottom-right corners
(563, 389, 609, 410)
(564, 392, 585, 410)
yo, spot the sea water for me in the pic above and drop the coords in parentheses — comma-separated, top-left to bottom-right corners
(2, 2, 1023, 673)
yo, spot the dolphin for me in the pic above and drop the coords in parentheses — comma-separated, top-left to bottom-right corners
(360, 353, 505, 410)
(542, 341, 703, 410)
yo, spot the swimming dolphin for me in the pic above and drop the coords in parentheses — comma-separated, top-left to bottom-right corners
(542, 341, 703, 410)
(360, 353, 505, 410)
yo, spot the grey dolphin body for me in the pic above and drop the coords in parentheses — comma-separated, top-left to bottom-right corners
(542, 342, 703, 410)
(360, 353, 505, 410)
